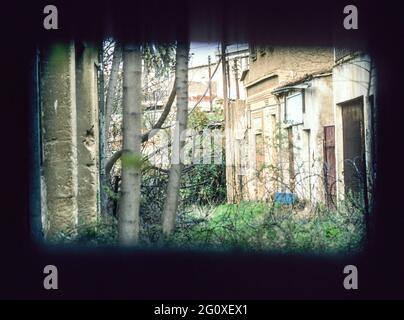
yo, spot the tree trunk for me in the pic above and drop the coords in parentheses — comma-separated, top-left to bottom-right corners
(98, 41, 110, 218)
(118, 43, 142, 245)
(162, 43, 189, 237)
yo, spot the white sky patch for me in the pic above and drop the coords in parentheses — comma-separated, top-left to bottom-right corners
(189, 42, 219, 67)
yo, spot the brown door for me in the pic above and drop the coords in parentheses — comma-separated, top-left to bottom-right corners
(323, 126, 336, 204)
(341, 98, 366, 195)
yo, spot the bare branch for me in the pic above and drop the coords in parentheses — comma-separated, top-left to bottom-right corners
(105, 79, 176, 176)
(105, 42, 122, 134)
(141, 79, 176, 143)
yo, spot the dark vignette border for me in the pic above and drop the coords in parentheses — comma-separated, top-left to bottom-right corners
(2, 0, 404, 299)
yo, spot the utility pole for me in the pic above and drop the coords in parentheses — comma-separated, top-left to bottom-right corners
(222, 42, 233, 202)
(226, 57, 231, 99)
(208, 55, 213, 112)
(233, 58, 240, 100)
(221, 43, 228, 114)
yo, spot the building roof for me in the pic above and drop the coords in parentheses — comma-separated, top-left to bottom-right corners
(271, 69, 332, 94)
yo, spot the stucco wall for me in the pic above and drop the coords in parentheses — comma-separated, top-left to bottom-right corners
(332, 53, 376, 199)
(244, 47, 333, 87)
(300, 75, 334, 202)
(244, 47, 333, 112)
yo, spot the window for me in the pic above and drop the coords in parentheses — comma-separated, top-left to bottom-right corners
(252, 111, 263, 133)
(285, 92, 304, 125)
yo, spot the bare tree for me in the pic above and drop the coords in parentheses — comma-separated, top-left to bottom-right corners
(162, 42, 190, 237)
(118, 43, 143, 244)
(104, 80, 176, 177)
(105, 41, 122, 138)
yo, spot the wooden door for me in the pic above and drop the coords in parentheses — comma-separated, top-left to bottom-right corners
(341, 99, 365, 195)
(323, 125, 336, 204)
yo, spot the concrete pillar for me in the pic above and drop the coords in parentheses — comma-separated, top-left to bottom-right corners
(40, 42, 78, 239)
(75, 42, 100, 226)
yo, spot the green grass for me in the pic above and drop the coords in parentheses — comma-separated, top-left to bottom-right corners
(167, 201, 365, 254)
(49, 200, 365, 254)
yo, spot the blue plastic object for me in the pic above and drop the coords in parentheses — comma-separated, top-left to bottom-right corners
(274, 192, 297, 204)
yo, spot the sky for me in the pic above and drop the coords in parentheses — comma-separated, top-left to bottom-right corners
(189, 42, 220, 67)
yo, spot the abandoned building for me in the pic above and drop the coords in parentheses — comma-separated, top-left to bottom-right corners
(225, 46, 377, 207)
(225, 46, 335, 202)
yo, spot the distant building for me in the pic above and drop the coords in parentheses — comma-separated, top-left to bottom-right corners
(225, 45, 377, 207)
(188, 44, 249, 112)
(145, 44, 249, 169)
(226, 45, 335, 202)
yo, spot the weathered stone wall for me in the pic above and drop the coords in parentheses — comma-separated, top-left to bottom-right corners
(75, 43, 100, 225)
(40, 41, 100, 239)
(244, 47, 334, 86)
(40, 42, 79, 239)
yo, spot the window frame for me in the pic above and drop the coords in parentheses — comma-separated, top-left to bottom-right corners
(284, 90, 304, 126)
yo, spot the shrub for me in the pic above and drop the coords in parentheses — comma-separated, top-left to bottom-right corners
(167, 200, 365, 254)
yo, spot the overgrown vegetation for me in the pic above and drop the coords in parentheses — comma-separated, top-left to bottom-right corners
(166, 199, 365, 253)
(180, 164, 226, 207)
(56, 197, 364, 255)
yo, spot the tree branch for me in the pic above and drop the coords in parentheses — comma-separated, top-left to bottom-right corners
(105, 149, 123, 177)
(105, 79, 176, 176)
(105, 42, 122, 135)
(141, 78, 176, 143)
(144, 165, 170, 174)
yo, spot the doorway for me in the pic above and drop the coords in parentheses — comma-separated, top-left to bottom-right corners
(341, 98, 366, 195)
(323, 125, 336, 205)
